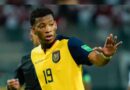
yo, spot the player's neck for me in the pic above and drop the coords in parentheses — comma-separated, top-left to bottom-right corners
(41, 39, 56, 53)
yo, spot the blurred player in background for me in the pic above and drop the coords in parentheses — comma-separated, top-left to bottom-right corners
(7, 30, 41, 90)
(30, 30, 40, 46)
(7, 7, 122, 90)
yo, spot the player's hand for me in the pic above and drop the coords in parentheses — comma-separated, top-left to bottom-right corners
(7, 79, 20, 90)
(94, 34, 122, 57)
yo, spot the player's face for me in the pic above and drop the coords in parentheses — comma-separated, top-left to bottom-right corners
(32, 14, 57, 44)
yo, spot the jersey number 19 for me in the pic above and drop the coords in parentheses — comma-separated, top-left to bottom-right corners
(43, 68, 53, 84)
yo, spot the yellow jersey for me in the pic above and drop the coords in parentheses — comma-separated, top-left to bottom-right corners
(31, 35, 92, 90)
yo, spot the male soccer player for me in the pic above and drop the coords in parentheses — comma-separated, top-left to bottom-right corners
(7, 7, 122, 90)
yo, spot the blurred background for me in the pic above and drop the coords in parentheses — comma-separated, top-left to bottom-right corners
(0, 4, 130, 90)
(0, 0, 130, 4)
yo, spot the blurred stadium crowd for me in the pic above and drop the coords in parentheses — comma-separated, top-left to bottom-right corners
(0, 0, 130, 4)
(0, 4, 130, 90)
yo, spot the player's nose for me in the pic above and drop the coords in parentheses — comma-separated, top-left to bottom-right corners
(45, 26, 51, 33)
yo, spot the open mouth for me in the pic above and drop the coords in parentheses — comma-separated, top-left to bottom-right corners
(45, 35, 53, 41)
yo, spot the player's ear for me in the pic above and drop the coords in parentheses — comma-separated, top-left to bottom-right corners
(31, 26, 37, 35)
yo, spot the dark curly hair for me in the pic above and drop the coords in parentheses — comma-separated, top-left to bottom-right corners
(30, 7, 54, 26)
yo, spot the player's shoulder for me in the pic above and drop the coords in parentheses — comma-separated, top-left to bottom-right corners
(21, 53, 31, 65)
(69, 37, 82, 43)
(68, 36, 84, 47)
(57, 34, 83, 47)
(22, 53, 30, 60)
(57, 34, 80, 42)
(56, 34, 69, 40)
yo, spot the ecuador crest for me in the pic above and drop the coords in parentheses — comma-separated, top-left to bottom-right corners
(52, 50, 60, 63)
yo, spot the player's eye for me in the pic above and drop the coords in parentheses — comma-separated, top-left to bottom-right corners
(49, 23, 54, 26)
(37, 24, 45, 29)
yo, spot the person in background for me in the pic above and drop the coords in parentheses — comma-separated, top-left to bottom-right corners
(7, 30, 41, 90)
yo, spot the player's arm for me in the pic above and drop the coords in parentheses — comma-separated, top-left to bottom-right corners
(7, 68, 23, 90)
(88, 34, 122, 67)
(7, 57, 25, 90)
